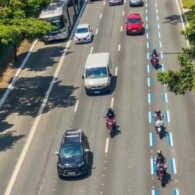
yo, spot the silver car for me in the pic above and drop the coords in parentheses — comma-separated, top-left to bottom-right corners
(74, 24, 93, 44)
(129, 0, 143, 6)
(109, 0, 123, 5)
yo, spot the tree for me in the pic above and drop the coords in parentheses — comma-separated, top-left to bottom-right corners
(0, 0, 55, 60)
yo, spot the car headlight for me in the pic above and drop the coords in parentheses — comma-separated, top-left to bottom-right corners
(78, 162, 85, 167)
(58, 163, 65, 169)
(103, 83, 108, 87)
(86, 35, 90, 39)
(74, 36, 78, 40)
(85, 85, 91, 88)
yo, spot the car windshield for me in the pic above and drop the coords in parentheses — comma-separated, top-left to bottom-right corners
(86, 67, 108, 79)
(60, 145, 83, 158)
(46, 16, 65, 30)
(76, 27, 89, 33)
(128, 18, 140, 24)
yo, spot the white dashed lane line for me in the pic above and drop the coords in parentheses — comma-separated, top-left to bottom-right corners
(120, 25, 123, 32)
(115, 67, 118, 76)
(95, 28, 99, 35)
(100, 13, 102, 19)
(74, 100, 79, 112)
(122, 11, 125, 16)
(118, 44, 121, 51)
(90, 47, 93, 54)
(111, 97, 114, 108)
(105, 137, 109, 153)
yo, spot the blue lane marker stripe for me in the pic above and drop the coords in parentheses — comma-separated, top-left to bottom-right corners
(173, 189, 179, 195)
(170, 159, 174, 174)
(146, 9, 148, 14)
(150, 132, 155, 146)
(160, 64, 164, 72)
(165, 111, 168, 123)
(170, 158, 177, 174)
(148, 77, 152, 87)
(147, 52, 150, 60)
(160, 52, 163, 59)
(163, 93, 168, 103)
(146, 24, 149, 30)
(153, 158, 156, 175)
(152, 189, 158, 195)
(148, 93, 152, 104)
(167, 132, 173, 146)
(147, 65, 152, 73)
(149, 111, 153, 123)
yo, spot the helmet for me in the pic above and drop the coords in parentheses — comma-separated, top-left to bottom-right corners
(157, 150, 161, 154)
(153, 48, 156, 52)
(108, 108, 112, 113)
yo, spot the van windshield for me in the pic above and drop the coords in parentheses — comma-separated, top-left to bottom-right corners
(86, 67, 108, 79)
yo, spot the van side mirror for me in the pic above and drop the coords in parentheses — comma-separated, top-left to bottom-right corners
(85, 149, 90, 153)
(55, 151, 59, 156)
(82, 75, 84, 79)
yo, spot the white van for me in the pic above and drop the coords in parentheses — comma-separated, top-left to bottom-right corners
(82, 53, 113, 94)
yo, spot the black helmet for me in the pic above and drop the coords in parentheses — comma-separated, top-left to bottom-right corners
(108, 108, 112, 113)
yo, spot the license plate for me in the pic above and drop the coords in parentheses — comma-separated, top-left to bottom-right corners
(132, 30, 137, 32)
(68, 172, 75, 175)
(94, 91, 100, 94)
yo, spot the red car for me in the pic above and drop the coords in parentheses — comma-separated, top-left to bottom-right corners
(126, 13, 144, 35)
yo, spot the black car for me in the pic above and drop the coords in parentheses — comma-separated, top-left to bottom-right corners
(56, 129, 90, 178)
(129, 0, 143, 6)
(109, 0, 123, 6)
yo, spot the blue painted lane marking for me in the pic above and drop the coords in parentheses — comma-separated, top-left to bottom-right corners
(170, 158, 177, 174)
(156, 24, 160, 29)
(160, 52, 163, 59)
(147, 42, 150, 48)
(167, 132, 173, 146)
(160, 64, 164, 72)
(146, 24, 149, 30)
(156, 16, 159, 21)
(146, 9, 148, 14)
(146, 32, 149, 39)
(147, 65, 152, 73)
(146, 16, 148, 22)
(147, 52, 150, 60)
(157, 32, 160, 38)
(148, 77, 152, 87)
(146, 2, 148, 7)
(151, 157, 156, 175)
(163, 92, 168, 103)
(150, 132, 155, 146)
(152, 189, 158, 195)
(173, 189, 179, 195)
(165, 111, 170, 123)
(158, 42, 162, 48)
(149, 111, 153, 123)
(148, 93, 152, 104)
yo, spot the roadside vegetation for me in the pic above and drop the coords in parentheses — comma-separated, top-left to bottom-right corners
(157, 0, 195, 95)
(0, 0, 55, 61)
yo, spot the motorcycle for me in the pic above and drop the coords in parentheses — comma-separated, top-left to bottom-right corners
(105, 117, 116, 137)
(154, 119, 164, 136)
(150, 56, 159, 69)
(157, 163, 167, 185)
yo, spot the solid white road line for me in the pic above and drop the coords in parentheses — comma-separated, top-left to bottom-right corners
(74, 100, 79, 112)
(4, 39, 72, 195)
(105, 137, 109, 153)
(111, 97, 114, 108)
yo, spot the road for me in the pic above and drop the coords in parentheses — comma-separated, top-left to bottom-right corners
(0, 0, 194, 194)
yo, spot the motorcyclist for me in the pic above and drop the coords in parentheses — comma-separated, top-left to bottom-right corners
(155, 150, 166, 165)
(151, 48, 158, 58)
(105, 108, 115, 128)
(106, 108, 115, 119)
(153, 109, 163, 121)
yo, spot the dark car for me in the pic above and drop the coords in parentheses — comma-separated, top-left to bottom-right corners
(129, 0, 143, 6)
(109, 0, 123, 6)
(56, 129, 90, 178)
(126, 13, 144, 35)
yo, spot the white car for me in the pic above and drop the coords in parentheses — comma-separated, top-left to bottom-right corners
(74, 24, 93, 44)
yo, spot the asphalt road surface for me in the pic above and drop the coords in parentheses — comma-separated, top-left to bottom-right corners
(0, 0, 194, 194)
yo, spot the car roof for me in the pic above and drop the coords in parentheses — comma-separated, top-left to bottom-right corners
(62, 129, 83, 146)
(77, 24, 89, 29)
(128, 13, 141, 19)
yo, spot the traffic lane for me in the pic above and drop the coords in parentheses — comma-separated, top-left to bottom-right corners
(0, 41, 67, 194)
(168, 92, 195, 194)
(7, 0, 113, 191)
(156, 0, 187, 71)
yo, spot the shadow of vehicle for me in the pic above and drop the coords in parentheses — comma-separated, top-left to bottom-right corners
(159, 126, 169, 139)
(111, 125, 121, 138)
(161, 172, 172, 187)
